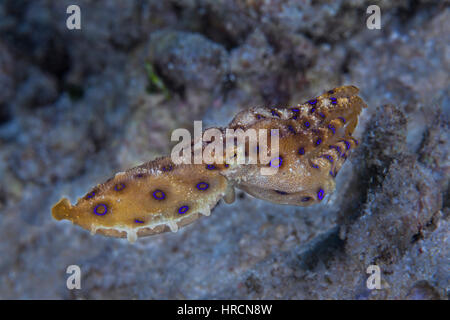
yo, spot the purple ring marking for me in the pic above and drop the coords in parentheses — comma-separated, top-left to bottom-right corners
(196, 182, 209, 190)
(271, 110, 280, 117)
(269, 157, 283, 168)
(287, 125, 296, 134)
(341, 140, 350, 150)
(311, 162, 319, 169)
(178, 206, 189, 214)
(114, 183, 125, 191)
(153, 189, 165, 200)
(94, 204, 108, 216)
(317, 189, 325, 200)
(322, 155, 334, 163)
(328, 124, 336, 134)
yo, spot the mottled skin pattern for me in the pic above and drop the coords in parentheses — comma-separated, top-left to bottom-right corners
(52, 86, 367, 242)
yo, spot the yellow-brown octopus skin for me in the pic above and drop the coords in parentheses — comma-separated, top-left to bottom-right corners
(52, 85, 367, 242)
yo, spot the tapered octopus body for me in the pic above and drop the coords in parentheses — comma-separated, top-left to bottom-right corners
(52, 85, 367, 242)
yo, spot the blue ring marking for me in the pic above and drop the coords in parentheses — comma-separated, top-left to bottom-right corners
(206, 164, 215, 170)
(269, 157, 283, 168)
(319, 112, 325, 118)
(162, 165, 173, 172)
(301, 197, 311, 202)
(275, 190, 288, 195)
(310, 162, 319, 169)
(329, 170, 335, 177)
(352, 138, 359, 145)
(298, 147, 305, 155)
(317, 189, 325, 200)
(291, 108, 299, 113)
(304, 121, 310, 128)
(94, 204, 108, 216)
(135, 219, 144, 224)
(287, 125, 296, 134)
(330, 97, 337, 105)
(178, 206, 189, 214)
(86, 191, 95, 199)
(271, 110, 280, 117)
(310, 107, 316, 113)
(114, 183, 125, 191)
(292, 115, 298, 120)
(153, 190, 165, 200)
(328, 124, 336, 134)
(338, 117, 346, 123)
(316, 138, 322, 146)
(196, 182, 209, 190)
(308, 99, 317, 105)
(224, 164, 230, 168)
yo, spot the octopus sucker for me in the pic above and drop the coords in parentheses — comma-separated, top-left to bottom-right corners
(52, 86, 367, 242)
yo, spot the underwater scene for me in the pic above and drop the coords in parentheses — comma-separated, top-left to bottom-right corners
(0, 0, 448, 300)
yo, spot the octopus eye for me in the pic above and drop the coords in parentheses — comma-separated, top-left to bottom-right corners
(196, 182, 209, 190)
(152, 190, 166, 200)
(94, 204, 108, 216)
(301, 197, 311, 202)
(178, 206, 189, 215)
(275, 190, 288, 195)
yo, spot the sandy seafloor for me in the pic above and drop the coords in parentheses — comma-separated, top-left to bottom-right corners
(0, 0, 448, 299)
